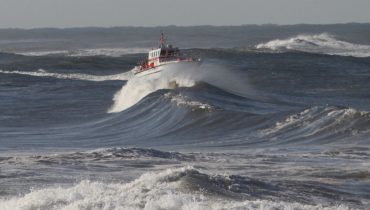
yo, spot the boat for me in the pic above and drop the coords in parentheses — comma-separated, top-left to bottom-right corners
(132, 33, 201, 77)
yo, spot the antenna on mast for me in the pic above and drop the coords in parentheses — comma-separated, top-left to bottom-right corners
(159, 32, 166, 48)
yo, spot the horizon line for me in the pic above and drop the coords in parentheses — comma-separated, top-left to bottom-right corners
(0, 22, 369, 30)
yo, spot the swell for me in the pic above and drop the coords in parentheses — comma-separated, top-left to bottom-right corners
(2, 81, 369, 149)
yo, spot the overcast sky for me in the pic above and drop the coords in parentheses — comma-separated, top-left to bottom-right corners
(1, 0, 370, 28)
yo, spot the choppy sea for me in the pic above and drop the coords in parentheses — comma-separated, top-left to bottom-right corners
(0, 24, 370, 209)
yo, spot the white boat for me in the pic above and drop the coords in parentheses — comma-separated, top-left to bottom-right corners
(132, 33, 201, 77)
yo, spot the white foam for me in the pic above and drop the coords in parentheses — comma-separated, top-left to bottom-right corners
(0, 69, 132, 82)
(0, 167, 350, 210)
(16, 48, 147, 57)
(256, 33, 370, 58)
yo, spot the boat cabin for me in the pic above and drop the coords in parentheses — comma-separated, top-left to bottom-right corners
(148, 45, 179, 60)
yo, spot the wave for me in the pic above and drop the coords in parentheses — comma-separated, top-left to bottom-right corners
(15, 48, 147, 57)
(39, 147, 192, 162)
(0, 166, 351, 210)
(0, 69, 132, 81)
(259, 106, 370, 144)
(256, 34, 370, 57)
(0, 148, 194, 168)
(108, 63, 254, 113)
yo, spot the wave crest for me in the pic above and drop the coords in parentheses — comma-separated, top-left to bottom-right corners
(256, 34, 370, 57)
(260, 106, 370, 143)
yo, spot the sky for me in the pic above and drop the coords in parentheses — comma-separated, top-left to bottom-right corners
(1, 0, 370, 28)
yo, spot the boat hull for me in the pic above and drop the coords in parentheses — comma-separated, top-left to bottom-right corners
(132, 60, 201, 78)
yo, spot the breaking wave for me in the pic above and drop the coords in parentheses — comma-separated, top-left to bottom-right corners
(108, 68, 197, 113)
(256, 34, 370, 57)
(108, 63, 253, 113)
(0, 69, 132, 81)
(0, 167, 351, 210)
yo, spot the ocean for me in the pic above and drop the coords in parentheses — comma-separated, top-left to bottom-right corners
(0, 24, 370, 209)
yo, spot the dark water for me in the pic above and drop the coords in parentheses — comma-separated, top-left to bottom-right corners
(0, 24, 370, 209)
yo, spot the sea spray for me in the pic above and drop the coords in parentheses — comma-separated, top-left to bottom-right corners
(108, 65, 197, 113)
